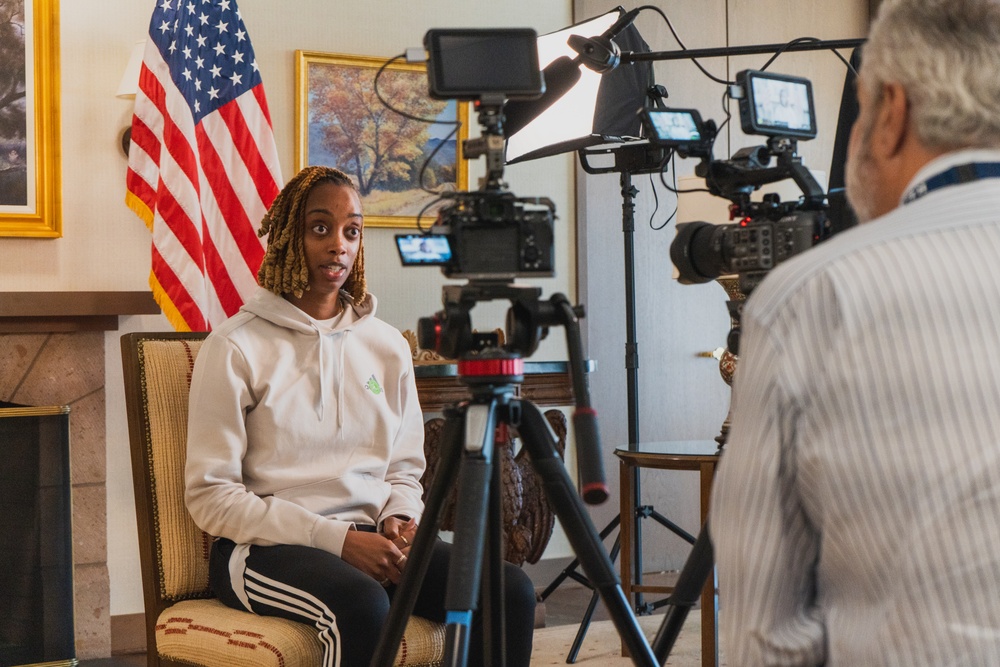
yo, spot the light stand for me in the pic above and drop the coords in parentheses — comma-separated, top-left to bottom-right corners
(534, 138, 701, 663)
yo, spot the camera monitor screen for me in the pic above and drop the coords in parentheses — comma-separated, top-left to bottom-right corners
(395, 234, 453, 266)
(738, 70, 817, 140)
(424, 28, 544, 101)
(642, 109, 705, 146)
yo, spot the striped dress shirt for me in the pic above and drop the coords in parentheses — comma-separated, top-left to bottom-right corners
(710, 149, 1000, 666)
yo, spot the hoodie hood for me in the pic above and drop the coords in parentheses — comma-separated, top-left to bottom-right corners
(240, 288, 378, 421)
(241, 287, 377, 332)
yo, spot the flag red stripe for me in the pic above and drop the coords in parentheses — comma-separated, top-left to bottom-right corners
(253, 84, 273, 127)
(195, 123, 265, 272)
(129, 115, 161, 167)
(152, 245, 207, 331)
(126, 168, 157, 212)
(216, 95, 279, 207)
(140, 68, 202, 196)
(156, 185, 205, 272)
(201, 226, 244, 319)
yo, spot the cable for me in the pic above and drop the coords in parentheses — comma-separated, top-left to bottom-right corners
(373, 53, 464, 196)
(757, 36, 859, 76)
(414, 193, 447, 233)
(635, 4, 732, 85)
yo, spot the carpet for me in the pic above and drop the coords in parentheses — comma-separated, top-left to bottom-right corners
(530, 609, 726, 665)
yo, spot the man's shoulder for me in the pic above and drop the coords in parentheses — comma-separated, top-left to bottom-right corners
(744, 218, 884, 319)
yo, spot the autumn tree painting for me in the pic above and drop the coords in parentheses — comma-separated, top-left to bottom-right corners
(303, 53, 465, 223)
(0, 0, 27, 206)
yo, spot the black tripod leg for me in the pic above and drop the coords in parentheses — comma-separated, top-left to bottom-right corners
(443, 402, 497, 667)
(538, 515, 620, 600)
(514, 399, 657, 667)
(483, 442, 506, 667)
(647, 508, 696, 544)
(651, 522, 715, 664)
(370, 407, 466, 667)
(566, 533, 621, 663)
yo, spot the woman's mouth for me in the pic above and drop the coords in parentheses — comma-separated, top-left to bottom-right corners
(318, 263, 347, 280)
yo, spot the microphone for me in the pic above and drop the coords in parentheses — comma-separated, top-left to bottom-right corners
(502, 8, 641, 136)
(603, 7, 642, 42)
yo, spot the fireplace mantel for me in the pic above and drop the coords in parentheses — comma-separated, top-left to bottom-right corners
(0, 291, 160, 333)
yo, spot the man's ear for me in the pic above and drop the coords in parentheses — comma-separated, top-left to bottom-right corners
(871, 82, 910, 159)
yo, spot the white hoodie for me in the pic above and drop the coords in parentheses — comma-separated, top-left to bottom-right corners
(184, 288, 425, 558)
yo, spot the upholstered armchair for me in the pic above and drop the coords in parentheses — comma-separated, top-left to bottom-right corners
(121, 332, 445, 666)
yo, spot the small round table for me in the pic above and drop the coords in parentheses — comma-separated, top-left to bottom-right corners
(615, 440, 722, 667)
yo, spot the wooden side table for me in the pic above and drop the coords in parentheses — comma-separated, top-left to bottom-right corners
(616, 440, 721, 667)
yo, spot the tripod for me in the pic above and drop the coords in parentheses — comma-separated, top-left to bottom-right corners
(370, 287, 662, 667)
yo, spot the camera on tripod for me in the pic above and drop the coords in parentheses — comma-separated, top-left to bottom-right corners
(644, 69, 833, 296)
(394, 28, 556, 283)
(393, 27, 566, 360)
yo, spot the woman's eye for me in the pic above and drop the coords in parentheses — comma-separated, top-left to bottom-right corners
(310, 223, 329, 235)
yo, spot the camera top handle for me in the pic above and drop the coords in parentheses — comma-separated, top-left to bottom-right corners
(697, 136, 826, 214)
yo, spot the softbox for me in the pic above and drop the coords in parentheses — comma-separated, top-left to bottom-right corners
(504, 7, 654, 165)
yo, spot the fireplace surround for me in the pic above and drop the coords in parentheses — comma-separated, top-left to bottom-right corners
(0, 291, 159, 660)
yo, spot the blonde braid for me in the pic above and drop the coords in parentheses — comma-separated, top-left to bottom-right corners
(257, 166, 369, 304)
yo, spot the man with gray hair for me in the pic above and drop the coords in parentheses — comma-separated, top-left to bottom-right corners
(709, 0, 1000, 664)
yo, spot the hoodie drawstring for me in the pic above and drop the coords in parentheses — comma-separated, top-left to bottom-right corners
(315, 326, 349, 425)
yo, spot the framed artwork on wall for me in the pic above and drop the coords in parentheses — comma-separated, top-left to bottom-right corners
(0, 0, 61, 238)
(295, 51, 469, 229)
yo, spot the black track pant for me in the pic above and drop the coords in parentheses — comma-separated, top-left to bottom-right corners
(210, 536, 536, 667)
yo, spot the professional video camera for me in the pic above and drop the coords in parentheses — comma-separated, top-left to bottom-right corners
(394, 28, 555, 287)
(392, 27, 572, 363)
(644, 69, 833, 297)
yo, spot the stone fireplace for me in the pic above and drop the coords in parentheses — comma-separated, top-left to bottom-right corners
(0, 292, 159, 660)
(1, 331, 109, 659)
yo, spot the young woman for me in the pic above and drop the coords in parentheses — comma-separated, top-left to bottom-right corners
(185, 166, 535, 666)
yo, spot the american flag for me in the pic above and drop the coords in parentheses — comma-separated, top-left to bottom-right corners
(126, 0, 282, 331)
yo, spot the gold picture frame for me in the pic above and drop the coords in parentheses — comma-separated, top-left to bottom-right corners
(295, 51, 469, 229)
(0, 0, 61, 237)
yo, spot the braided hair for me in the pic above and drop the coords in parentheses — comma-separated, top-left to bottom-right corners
(257, 166, 368, 304)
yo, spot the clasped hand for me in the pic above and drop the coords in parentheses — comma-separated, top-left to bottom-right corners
(341, 517, 418, 586)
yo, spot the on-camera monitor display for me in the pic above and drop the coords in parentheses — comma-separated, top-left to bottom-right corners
(648, 110, 702, 142)
(395, 234, 453, 265)
(748, 73, 815, 137)
(426, 29, 542, 100)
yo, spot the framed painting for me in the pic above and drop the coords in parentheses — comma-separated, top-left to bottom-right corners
(0, 0, 61, 237)
(295, 51, 469, 228)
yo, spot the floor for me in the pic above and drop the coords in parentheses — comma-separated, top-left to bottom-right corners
(79, 574, 692, 666)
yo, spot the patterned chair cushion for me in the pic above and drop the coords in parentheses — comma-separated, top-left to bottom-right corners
(157, 599, 445, 667)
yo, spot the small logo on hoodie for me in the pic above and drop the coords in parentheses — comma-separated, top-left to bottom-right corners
(365, 375, 383, 396)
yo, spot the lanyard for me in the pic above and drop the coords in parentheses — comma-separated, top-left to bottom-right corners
(903, 162, 1000, 204)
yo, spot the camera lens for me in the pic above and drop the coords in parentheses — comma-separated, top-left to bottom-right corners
(670, 221, 731, 284)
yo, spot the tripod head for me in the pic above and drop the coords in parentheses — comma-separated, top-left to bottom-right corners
(417, 280, 609, 505)
(417, 281, 563, 361)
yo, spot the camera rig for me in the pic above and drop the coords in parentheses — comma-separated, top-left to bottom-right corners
(646, 70, 834, 352)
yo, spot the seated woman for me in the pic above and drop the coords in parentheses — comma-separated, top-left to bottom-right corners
(184, 165, 536, 666)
